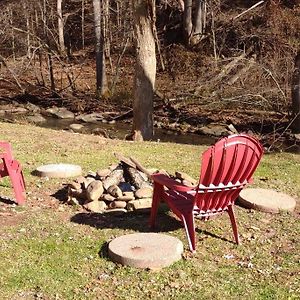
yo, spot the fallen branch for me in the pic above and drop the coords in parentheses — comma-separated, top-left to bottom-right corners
(233, 1, 264, 21)
(227, 55, 256, 85)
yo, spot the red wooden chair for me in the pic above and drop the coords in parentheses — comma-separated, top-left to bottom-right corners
(149, 134, 263, 252)
(0, 141, 26, 205)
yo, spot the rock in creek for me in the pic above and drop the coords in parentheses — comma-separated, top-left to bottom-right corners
(45, 107, 75, 119)
(69, 123, 84, 132)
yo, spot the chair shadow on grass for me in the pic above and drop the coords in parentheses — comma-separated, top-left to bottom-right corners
(70, 206, 233, 244)
(0, 196, 16, 205)
(70, 206, 182, 233)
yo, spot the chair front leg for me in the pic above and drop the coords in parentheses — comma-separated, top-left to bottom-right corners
(181, 212, 196, 253)
(149, 182, 164, 228)
(227, 205, 240, 245)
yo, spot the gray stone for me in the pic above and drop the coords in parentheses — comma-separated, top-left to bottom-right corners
(87, 171, 97, 178)
(46, 107, 75, 119)
(92, 128, 109, 138)
(76, 176, 86, 184)
(27, 114, 46, 123)
(101, 194, 115, 202)
(69, 123, 84, 132)
(83, 177, 95, 189)
(86, 180, 104, 202)
(198, 124, 230, 137)
(96, 168, 111, 178)
(24, 102, 41, 113)
(75, 113, 103, 123)
(118, 192, 135, 201)
(127, 198, 152, 211)
(107, 185, 123, 198)
(108, 233, 183, 269)
(5, 107, 28, 114)
(109, 200, 127, 209)
(84, 200, 107, 213)
(68, 187, 85, 200)
(135, 187, 153, 199)
(69, 181, 82, 190)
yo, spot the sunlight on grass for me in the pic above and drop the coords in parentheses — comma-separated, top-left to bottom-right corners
(0, 122, 299, 299)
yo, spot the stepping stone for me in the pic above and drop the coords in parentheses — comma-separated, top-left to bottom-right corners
(108, 233, 183, 269)
(34, 164, 82, 178)
(238, 188, 296, 213)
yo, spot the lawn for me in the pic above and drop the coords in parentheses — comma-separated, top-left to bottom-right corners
(0, 122, 299, 300)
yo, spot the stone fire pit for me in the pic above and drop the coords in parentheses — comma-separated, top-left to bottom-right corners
(66, 154, 197, 214)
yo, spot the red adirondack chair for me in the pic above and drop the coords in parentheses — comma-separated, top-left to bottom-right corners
(0, 141, 26, 205)
(149, 134, 263, 252)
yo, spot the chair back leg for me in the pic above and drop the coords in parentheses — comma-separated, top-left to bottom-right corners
(149, 183, 164, 228)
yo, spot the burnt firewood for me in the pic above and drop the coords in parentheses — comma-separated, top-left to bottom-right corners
(114, 152, 136, 168)
(102, 165, 124, 190)
(129, 156, 152, 180)
(124, 166, 151, 189)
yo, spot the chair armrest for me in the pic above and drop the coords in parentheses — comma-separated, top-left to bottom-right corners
(151, 173, 196, 192)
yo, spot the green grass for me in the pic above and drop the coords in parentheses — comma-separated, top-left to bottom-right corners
(0, 122, 299, 300)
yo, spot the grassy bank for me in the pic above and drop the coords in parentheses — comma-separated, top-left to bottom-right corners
(0, 122, 299, 300)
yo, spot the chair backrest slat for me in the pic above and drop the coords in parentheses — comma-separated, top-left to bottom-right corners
(196, 134, 263, 212)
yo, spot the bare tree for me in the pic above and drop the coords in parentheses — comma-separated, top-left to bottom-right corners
(132, 0, 156, 141)
(92, 0, 107, 96)
(57, 0, 66, 55)
(292, 53, 300, 133)
(183, 0, 207, 46)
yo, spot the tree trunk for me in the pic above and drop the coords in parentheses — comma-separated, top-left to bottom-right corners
(132, 0, 156, 141)
(183, 0, 207, 46)
(191, 0, 206, 45)
(292, 53, 300, 133)
(81, 0, 85, 49)
(92, 0, 108, 96)
(183, 0, 193, 43)
(57, 0, 65, 55)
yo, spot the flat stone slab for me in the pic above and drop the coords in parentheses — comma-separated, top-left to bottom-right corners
(108, 233, 183, 269)
(238, 188, 296, 213)
(34, 164, 82, 178)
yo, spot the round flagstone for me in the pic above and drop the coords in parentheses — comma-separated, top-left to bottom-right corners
(108, 233, 183, 269)
(34, 163, 82, 178)
(238, 188, 296, 213)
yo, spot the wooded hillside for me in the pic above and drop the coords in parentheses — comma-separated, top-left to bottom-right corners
(0, 1, 299, 132)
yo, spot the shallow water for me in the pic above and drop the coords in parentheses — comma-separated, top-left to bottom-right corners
(37, 116, 216, 145)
